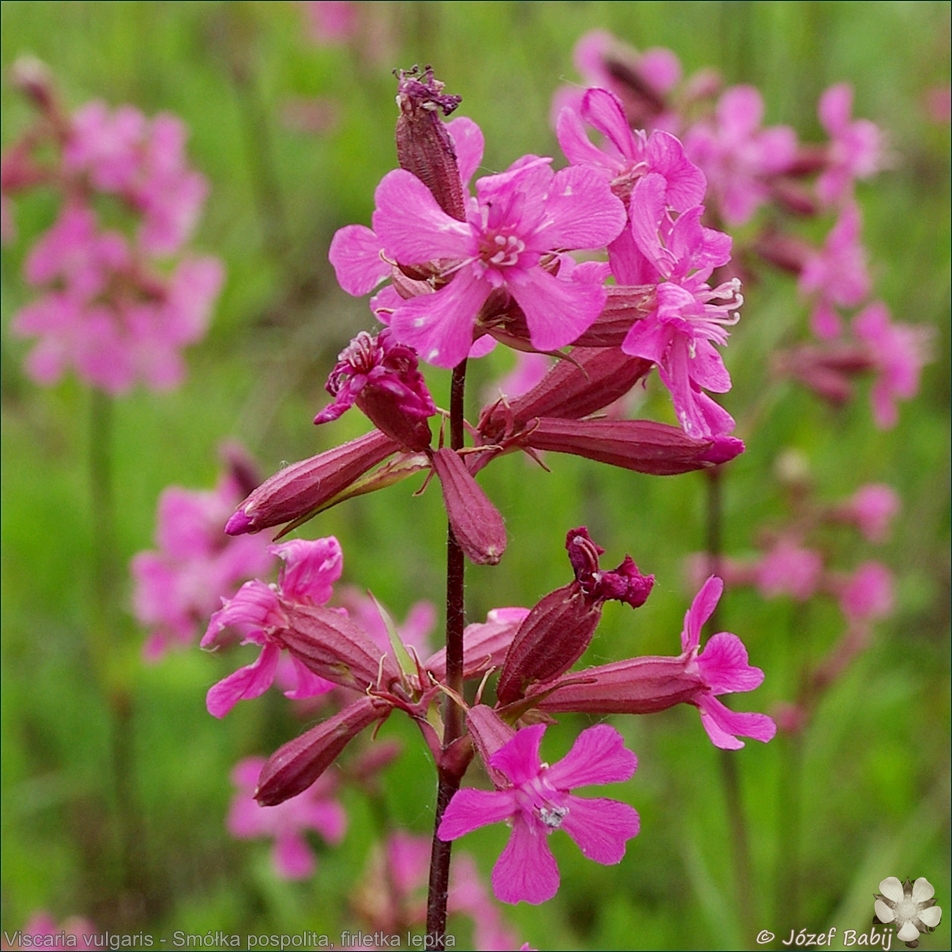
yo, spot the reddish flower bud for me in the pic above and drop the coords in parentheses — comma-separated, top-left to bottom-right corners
(279, 602, 402, 692)
(256, 697, 391, 805)
(496, 527, 653, 703)
(225, 430, 401, 535)
(523, 418, 744, 474)
(394, 66, 466, 222)
(571, 285, 655, 347)
(425, 607, 528, 682)
(430, 448, 507, 565)
(496, 584, 601, 705)
(477, 347, 652, 445)
(531, 656, 703, 715)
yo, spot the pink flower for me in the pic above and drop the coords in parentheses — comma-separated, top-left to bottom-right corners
(337, 587, 437, 658)
(754, 540, 824, 601)
(228, 756, 346, 879)
(438, 723, 639, 905)
(683, 85, 797, 225)
(12, 913, 98, 950)
(846, 483, 901, 542)
(200, 537, 347, 717)
(65, 102, 209, 256)
(617, 173, 742, 438)
(131, 472, 273, 660)
(799, 202, 870, 339)
(556, 87, 706, 211)
(681, 576, 777, 749)
(816, 84, 883, 205)
(853, 301, 932, 428)
(302, 1, 359, 45)
(372, 156, 626, 367)
(838, 562, 894, 622)
(534, 576, 775, 750)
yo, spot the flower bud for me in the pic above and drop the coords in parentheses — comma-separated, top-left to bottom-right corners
(495, 584, 601, 704)
(425, 607, 529, 682)
(522, 418, 744, 474)
(394, 66, 466, 221)
(496, 527, 653, 703)
(225, 430, 401, 535)
(255, 697, 391, 805)
(430, 448, 507, 565)
(278, 602, 403, 692)
(477, 348, 652, 445)
(571, 285, 656, 347)
(530, 656, 703, 714)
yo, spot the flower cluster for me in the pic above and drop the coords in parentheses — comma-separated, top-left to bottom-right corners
(195, 64, 774, 924)
(3, 58, 223, 393)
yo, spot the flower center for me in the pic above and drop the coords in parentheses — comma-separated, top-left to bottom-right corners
(537, 805, 568, 829)
(896, 897, 919, 923)
(479, 231, 525, 268)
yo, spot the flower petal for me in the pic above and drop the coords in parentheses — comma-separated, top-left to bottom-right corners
(697, 695, 776, 749)
(912, 878, 936, 903)
(446, 116, 484, 189)
(492, 818, 560, 905)
(681, 576, 723, 652)
(206, 642, 282, 718)
(373, 169, 472, 264)
(509, 266, 607, 353)
(390, 266, 490, 368)
(438, 788, 517, 841)
(698, 632, 765, 694)
(560, 796, 640, 865)
(879, 877, 904, 903)
(896, 921, 920, 943)
(272, 832, 315, 879)
(328, 224, 388, 296)
(540, 164, 626, 250)
(918, 905, 942, 928)
(489, 724, 546, 787)
(874, 899, 896, 923)
(544, 724, 637, 790)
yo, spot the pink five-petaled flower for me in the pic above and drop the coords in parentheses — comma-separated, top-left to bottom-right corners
(618, 172, 742, 438)
(681, 576, 777, 749)
(373, 156, 627, 368)
(228, 756, 346, 880)
(438, 723, 639, 905)
(201, 537, 345, 717)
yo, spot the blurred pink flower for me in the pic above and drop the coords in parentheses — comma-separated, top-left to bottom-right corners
(683, 85, 797, 225)
(131, 472, 273, 661)
(799, 202, 870, 339)
(6, 913, 97, 950)
(439, 723, 639, 905)
(838, 561, 894, 622)
(755, 540, 824, 601)
(853, 301, 933, 428)
(302, 1, 359, 45)
(845, 483, 901, 542)
(228, 756, 346, 879)
(201, 537, 347, 717)
(337, 587, 437, 658)
(815, 84, 883, 205)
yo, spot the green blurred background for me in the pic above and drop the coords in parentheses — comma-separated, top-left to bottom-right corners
(1, 2, 949, 949)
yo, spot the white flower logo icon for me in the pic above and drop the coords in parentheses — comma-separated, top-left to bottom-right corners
(874, 877, 942, 947)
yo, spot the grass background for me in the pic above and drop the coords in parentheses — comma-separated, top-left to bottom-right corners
(1, 2, 949, 949)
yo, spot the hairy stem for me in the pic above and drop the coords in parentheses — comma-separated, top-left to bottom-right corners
(426, 359, 468, 946)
